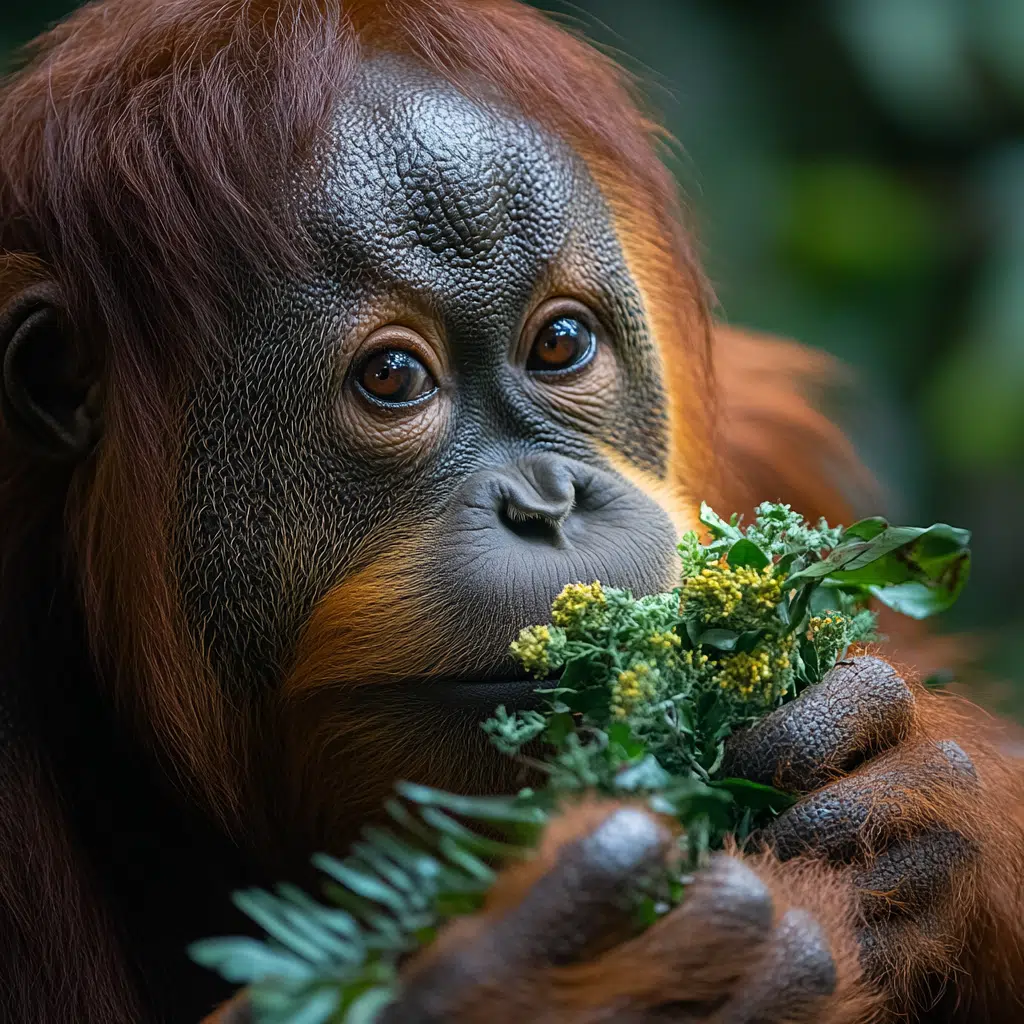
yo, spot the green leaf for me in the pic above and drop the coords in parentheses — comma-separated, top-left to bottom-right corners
(787, 523, 969, 583)
(279, 988, 342, 1024)
(231, 891, 342, 964)
(785, 523, 970, 620)
(311, 857, 408, 916)
(557, 656, 601, 690)
(544, 711, 576, 747)
(344, 986, 398, 1024)
(726, 538, 770, 569)
(188, 938, 316, 984)
(607, 720, 645, 759)
(699, 501, 742, 542)
(711, 778, 798, 811)
(697, 628, 740, 651)
(654, 781, 734, 829)
(842, 517, 888, 541)
(395, 782, 548, 826)
(436, 836, 496, 884)
(799, 639, 821, 683)
(870, 580, 961, 618)
(783, 583, 815, 636)
(614, 755, 673, 791)
(734, 629, 768, 653)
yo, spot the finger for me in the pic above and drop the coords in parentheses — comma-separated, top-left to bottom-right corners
(857, 909, 959, 987)
(762, 740, 977, 862)
(854, 829, 976, 921)
(492, 805, 672, 966)
(722, 656, 915, 793)
(579, 855, 776, 1007)
(710, 908, 837, 1024)
(386, 807, 672, 1023)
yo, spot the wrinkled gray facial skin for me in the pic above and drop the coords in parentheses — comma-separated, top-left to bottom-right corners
(175, 55, 678, 697)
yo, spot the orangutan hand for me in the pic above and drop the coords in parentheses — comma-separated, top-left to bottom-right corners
(382, 656, 988, 1023)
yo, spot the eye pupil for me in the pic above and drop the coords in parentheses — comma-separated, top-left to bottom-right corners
(358, 350, 435, 404)
(527, 316, 594, 374)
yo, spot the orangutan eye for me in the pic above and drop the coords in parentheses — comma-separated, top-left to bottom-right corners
(356, 349, 437, 405)
(526, 316, 596, 376)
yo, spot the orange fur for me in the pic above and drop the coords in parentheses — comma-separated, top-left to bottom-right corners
(711, 324, 874, 527)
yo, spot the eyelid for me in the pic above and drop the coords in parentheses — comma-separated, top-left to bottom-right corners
(354, 353, 438, 409)
(527, 329, 597, 379)
(347, 324, 445, 383)
(517, 297, 605, 364)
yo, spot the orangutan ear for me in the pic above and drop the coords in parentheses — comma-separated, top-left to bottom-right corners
(0, 281, 100, 459)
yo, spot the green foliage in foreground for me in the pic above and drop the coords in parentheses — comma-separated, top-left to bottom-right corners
(190, 503, 970, 1024)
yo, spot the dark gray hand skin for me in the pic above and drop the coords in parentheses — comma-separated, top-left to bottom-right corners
(173, 55, 677, 702)
(724, 658, 978, 989)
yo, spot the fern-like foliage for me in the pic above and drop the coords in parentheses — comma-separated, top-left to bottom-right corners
(191, 784, 548, 1023)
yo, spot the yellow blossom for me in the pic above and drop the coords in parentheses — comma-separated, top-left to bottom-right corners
(808, 615, 846, 644)
(551, 580, 607, 630)
(647, 630, 682, 652)
(681, 561, 782, 627)
(715, 649, 773, 698)
(714, 637, 794, 703)
(610, 661, 656, 718)
(509, 624, 552, 675)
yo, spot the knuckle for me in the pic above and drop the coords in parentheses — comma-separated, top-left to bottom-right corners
(773, 908, 838, 999)
(934, 739, 978, 783)
(485, 808, 672, 968)
(723, 658, 918, 794)
(766, 787, 868, 861)
(822, 655, 916, 717)
(714, 909, 836, 1023)
(578, 807, 672, 878)
(687, 855, 774, 935)
(854, 829, 977, 920)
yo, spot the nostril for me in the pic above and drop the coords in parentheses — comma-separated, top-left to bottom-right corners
(500, 470, 576, 543)
(501, 494, 574, 539)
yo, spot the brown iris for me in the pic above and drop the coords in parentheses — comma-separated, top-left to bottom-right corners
(526, 316, 595, 374)
(357, 349, 436, 405)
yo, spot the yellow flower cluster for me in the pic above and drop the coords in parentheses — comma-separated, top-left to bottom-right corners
(681, 561, 782, 624)
(807, 613, 850, 662)
(647, 630, 682, 653)
(714, 642, 792, 700)
(809, 615, 843, 636)
(551, 581, 607, 629)
(610, 661, 656, 718)
(681, 648, 710, 670)
(509, 624, 552, 675)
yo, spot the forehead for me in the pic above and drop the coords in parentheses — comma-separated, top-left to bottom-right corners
(309, 55, 613, 309)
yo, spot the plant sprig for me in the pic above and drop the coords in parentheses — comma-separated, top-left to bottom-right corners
(191, 502, 970, 1024)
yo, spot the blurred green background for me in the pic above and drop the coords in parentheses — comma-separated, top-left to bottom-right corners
(3, 0, 1022, 711)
